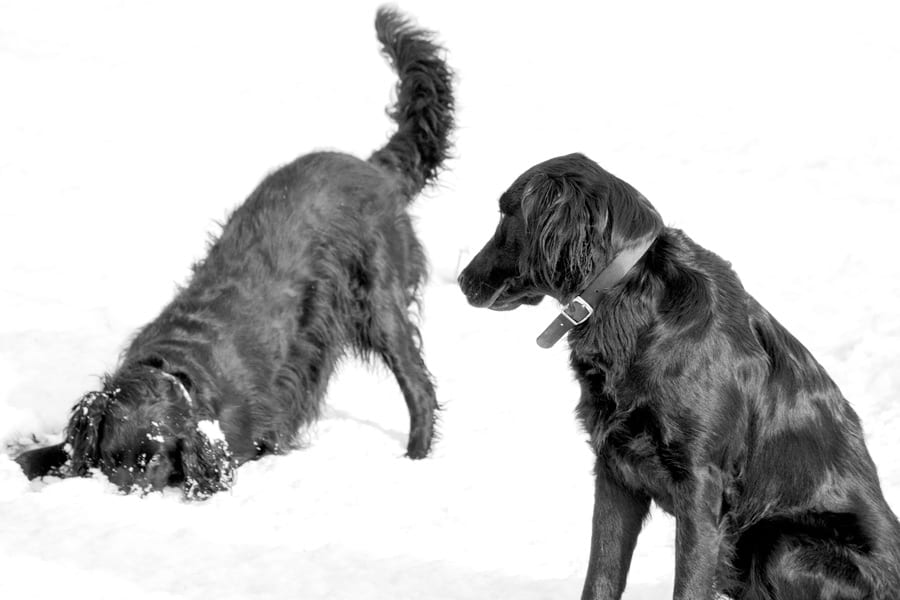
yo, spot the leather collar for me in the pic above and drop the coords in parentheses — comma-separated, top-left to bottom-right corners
(536, 236, 656, 348)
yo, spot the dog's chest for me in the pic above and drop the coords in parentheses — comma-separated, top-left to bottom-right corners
(576, 372, 682, 512)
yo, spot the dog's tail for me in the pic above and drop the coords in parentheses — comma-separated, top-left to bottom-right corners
(369, 6, 454, 199)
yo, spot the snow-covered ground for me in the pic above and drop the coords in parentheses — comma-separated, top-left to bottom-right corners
(1, 1, 898, 598)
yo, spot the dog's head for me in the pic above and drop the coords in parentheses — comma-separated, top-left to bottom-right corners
(458, 153, 663, 310)
(63, 361, 234, 499)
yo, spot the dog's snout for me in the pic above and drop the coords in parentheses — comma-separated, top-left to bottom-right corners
(107, 452, 174, 494)
(457, 269, 487, 306)
(457, 264, 479, 301)
(456, 269, 467, 289)
(457, 268, 474, 295)
(459, 279, 507, 309)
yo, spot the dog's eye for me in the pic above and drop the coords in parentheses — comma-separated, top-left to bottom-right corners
(494, 215, 523, 249)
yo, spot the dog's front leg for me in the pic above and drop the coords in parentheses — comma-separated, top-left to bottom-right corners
(582, 460, 651, 600)
(672, 466, 725, 600)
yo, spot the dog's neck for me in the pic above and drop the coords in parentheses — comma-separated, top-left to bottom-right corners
(536, 235, 657, 348)
(114, 357, 198, 406)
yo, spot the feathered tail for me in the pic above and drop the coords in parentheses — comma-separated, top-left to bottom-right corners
(369, 6, 455, 199)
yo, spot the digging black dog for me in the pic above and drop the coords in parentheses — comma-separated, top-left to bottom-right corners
(459, 153, 900, 599)
(15, 7, 454, 499)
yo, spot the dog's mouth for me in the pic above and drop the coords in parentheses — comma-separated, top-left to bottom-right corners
(482, 282, 511, 308)
(461, 276, 545, 311)
(489, 294, 544, 311)
(482, 282, 543, 311)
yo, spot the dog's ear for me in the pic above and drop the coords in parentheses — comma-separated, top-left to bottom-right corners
(180, 419, 235, 500)
(65, 391, 112, 475)
(14, 443, 70, 479)
(520, 159, 663, 300)
(521, 172, 610, 299)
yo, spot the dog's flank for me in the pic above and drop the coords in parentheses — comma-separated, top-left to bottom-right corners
(15, 6, 454, 499)
(459, 153, 900, 599)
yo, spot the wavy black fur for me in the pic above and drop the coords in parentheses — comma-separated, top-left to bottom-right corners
(459, 153, 900, 599)
(369, 7, 454, 196)
(15, 6, 454, 499)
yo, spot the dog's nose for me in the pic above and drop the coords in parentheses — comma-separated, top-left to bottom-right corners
(457, 263, 477, 294)
(457, 272, 481, 305)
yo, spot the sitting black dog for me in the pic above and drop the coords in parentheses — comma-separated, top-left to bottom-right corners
(15, 7, 454, 499)
(458, 153, 900, 599)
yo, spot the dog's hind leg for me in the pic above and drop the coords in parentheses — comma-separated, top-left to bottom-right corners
(744, 541, 873, 600)
(365, 304, 437, 459)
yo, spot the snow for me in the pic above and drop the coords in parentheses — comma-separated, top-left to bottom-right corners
(1, 1, 898, 598)
(148, 422, 166, 444)
(196, 420, 226, 444)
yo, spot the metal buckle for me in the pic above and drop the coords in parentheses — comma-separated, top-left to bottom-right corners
(560, 296, 593, 326)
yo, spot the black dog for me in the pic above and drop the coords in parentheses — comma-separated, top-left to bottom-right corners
(459, 153, 900, 599)
(15, 7, 454, 499)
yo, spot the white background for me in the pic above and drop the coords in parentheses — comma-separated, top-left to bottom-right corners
(1, 1, 898, 598)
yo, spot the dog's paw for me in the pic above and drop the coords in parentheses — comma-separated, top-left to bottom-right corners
(405, 427, 432, 459)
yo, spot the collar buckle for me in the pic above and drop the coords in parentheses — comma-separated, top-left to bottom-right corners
(560, 295, 593, 326)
